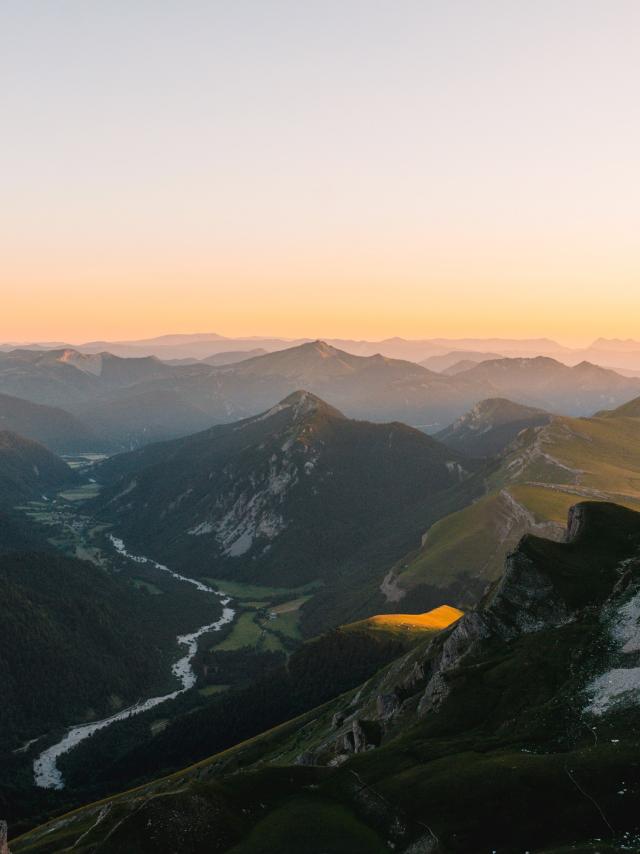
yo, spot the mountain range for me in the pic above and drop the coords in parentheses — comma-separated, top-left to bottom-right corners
(2, 342, 640, 451)
(92, 391, 483, 632)
(8, 332, 640, 370)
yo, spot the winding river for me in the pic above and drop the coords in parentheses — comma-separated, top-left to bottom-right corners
(33, 536, 235, 790)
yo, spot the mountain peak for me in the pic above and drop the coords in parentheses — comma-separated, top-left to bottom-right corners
(268, 389, 345, 422)
(304, 340, 339, 356)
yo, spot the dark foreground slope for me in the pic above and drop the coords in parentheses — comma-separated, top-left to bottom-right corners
(0, 431, 76, 506)
(0, 552, 176, 753)
(13, 502, 640, 853)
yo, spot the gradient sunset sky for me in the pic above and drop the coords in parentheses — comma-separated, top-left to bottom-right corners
(2, 1, 639, 345)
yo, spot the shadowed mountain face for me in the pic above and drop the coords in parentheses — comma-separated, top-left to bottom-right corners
(93, 391, 480, 593)
(0, 551, 185, 755)
(0, 393, 100, 454)
(436, 397, 552, 458)
(0, 431, 76, 506)
(14, 502, 640, 854)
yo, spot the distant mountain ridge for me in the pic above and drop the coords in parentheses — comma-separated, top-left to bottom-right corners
(0, 333, 573, 362)
(8, 333, 640, 370)
(458, 355, 640, 414)
(2, 342, 640, 451)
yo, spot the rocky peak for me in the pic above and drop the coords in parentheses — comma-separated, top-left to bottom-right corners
(250, 391, 345, 429)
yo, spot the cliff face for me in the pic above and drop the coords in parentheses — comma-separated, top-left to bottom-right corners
(12, 502, 640, 854)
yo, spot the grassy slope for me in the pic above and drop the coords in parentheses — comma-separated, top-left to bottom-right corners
(394, 410, 640, 600)
(344, 604, 463, 634)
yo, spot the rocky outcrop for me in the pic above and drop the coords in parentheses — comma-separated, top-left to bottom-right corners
(566, 502, 587, 541)
(316, 503, 607, 753)
(484, 550, 571, 637)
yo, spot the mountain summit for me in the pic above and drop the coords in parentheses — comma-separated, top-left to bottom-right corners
(94, 393, 479, 618)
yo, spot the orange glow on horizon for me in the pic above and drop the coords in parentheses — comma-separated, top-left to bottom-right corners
(2, 3, 639, 347)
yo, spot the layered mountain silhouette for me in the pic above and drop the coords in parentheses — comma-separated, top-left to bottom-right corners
(3, 342, 640, 451)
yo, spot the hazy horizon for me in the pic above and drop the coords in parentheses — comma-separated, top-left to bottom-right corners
(1, 329, 637, 350)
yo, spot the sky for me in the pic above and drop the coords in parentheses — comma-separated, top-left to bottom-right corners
(1, 0, 639, 345)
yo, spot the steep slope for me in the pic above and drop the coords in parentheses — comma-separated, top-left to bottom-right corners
(460, 356, 640, 414)
(93, 392, 481, 598)
(436, 397, 552, 457)
(14, 502, 640, 854)
(0, 432, 76, 506)
(0, 551, 183, 754)
(390, 400, 640, 605)
(0, 393, 100, 454)
(46, 605, 463, 802)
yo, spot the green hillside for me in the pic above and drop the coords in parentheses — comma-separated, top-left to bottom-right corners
(12, 502, 640, 853)
(389, 400, 640, 604)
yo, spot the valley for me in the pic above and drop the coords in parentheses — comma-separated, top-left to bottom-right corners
(4, 467, 339, 812)
(3, 349, 640, 851)
(32, 534, 236, 792)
